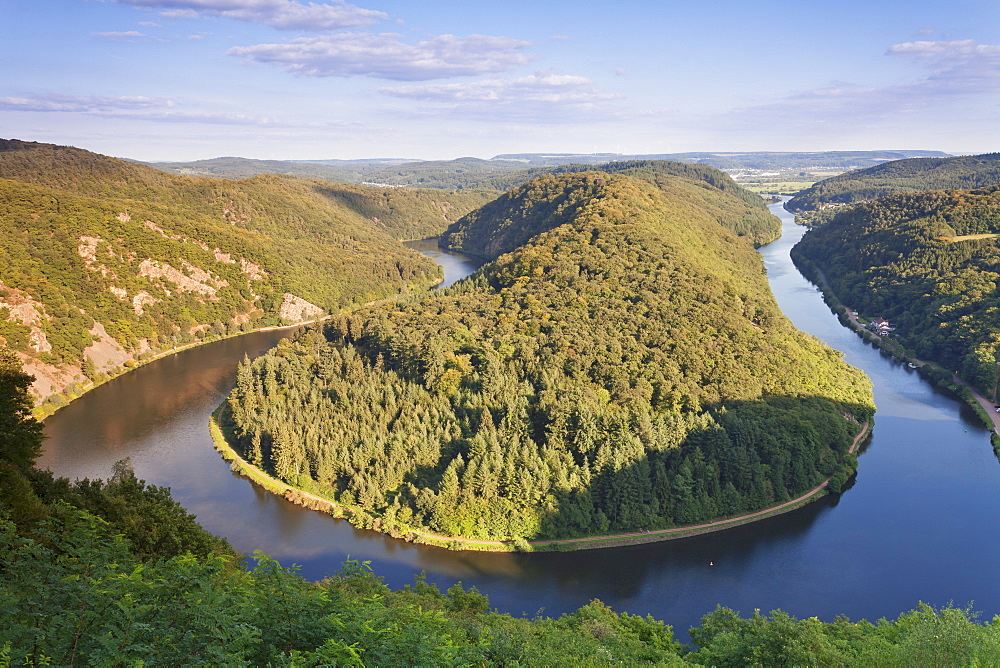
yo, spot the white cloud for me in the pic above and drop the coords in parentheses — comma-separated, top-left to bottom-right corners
(383, 73, 613, 103)
(887, 39, 1000, 67)
(228, 32, 533, 80)
(379, 73, 620, 123)
(886, 39, 1000, 95)
(160, 8, 200, 18)
(717, 39, 1000, 136)
(94, 30, 152, 40)
(0, 94, 277, 125)
(0, 94, 173, 112)
(112, 0, 386, 31)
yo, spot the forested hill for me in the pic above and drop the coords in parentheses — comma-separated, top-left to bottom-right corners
(226, 171, 873, 543)
(786, 152, 1000, 212)
(540, 160, 772, 219)
(440, 162, 779, 258)
(792, 185, 1000, 400)
(0, 139, 490, 404)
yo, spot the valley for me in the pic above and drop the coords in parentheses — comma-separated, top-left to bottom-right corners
(7, 144, 1000, 663)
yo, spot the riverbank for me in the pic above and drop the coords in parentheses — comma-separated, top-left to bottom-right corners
(792, 253, 1000, 452)
(210, 400, 871, 553)
(32, 316, 323, 421)
(31, 271, 450, 422)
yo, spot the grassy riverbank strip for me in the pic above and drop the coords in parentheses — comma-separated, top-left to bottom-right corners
(210, 401, 871, 553)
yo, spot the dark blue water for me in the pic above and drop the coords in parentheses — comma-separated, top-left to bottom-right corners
(40, 219, 1000, 640)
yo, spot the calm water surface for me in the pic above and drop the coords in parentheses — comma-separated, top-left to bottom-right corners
(403, 238, 481, 289)
(40, 220, 1000, 639)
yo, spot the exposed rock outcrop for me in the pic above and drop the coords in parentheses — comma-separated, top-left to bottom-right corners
(278, 293, 324, 323)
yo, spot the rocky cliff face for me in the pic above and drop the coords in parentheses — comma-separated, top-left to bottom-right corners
(1, 225, 292, 402)
(278, 293, 325, 323)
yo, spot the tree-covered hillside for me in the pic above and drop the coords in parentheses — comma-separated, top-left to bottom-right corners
(226, 171, 872, 543)
(792, 185, 1000, 402)
(0, 139, 487, 403)
(309, 182, 495, 241)
(787, 153, 1000, 212)
(444, 161, 778, 254)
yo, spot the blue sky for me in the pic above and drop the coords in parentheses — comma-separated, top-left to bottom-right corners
(3, 0, 999, 161)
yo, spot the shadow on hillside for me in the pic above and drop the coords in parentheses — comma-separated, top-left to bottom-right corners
(530, 395, 872, 546)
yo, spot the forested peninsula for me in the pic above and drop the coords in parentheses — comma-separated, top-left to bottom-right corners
(225, 168, 873, 544)
(0, 139, 492, 405)
(792, 185, 1000, 404)
(787, 152, 1000, 213)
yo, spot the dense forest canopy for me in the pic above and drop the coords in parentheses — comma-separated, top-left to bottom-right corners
(0, 139, 489, 402)
(792, 185, 1000, 401)
(787, 152, 1000, 212)
(226, 171, 873, 543)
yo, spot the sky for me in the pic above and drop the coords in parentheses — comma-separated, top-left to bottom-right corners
(2, 0, 999, 161)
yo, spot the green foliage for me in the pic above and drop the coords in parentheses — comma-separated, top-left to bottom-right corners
(0, 347, 43, 471)
(0, 351, 993, 666)
(3, 502, 998, 666)
(310, 182, 496, 240)
(792, 185, 1000, 399)
(686, 603, 1000, 667)
(227, 172, 872, 542)
(443, 162, 779, 252)
(0, 347, 47, 528)
(31, 458, 234, 561)
(0, 140, 467, 385)
(788, 152, 1000, 212)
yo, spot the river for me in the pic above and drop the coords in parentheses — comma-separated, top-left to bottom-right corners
(39, 213, 1000, 640)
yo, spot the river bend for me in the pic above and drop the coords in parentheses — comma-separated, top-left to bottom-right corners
(40, 211, 1000, 638)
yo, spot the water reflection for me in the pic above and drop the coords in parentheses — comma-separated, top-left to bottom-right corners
(404, 238, 484, 288)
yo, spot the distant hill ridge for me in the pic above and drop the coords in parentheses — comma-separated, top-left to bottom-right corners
(145, 150, 949, 191)
(786, 152, 1000, 212)
(441, 161, 780, 256)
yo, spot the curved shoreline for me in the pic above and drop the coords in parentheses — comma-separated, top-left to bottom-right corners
(33, 317, 324, 421)
(793, 254, 1000, 443)
(33, 274, 443, 422)
(210, 401, 871, 553)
